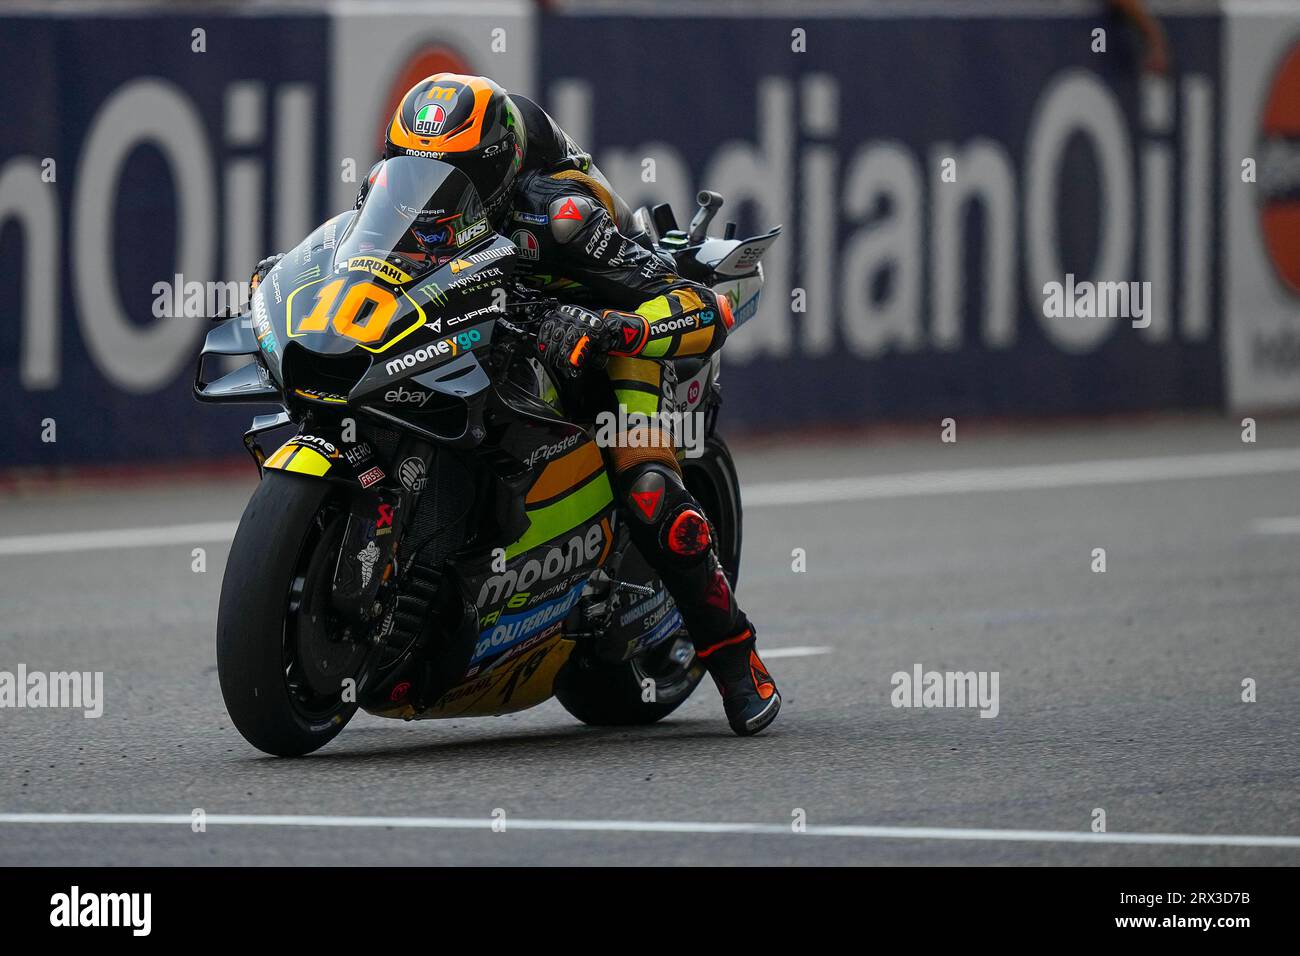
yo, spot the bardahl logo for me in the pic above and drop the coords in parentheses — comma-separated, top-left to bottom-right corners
(347, 256, 412, 284)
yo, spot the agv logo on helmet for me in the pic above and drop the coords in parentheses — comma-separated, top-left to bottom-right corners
(414, 104, 446, 136)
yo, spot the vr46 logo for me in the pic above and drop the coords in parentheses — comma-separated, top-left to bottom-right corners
(481, 591, 532, 626)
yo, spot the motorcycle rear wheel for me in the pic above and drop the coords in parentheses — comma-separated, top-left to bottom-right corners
(553, 435, 742, 727)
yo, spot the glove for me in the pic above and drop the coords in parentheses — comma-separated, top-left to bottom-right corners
(249, 254, 284, 294)
(536, 305, 620, 379)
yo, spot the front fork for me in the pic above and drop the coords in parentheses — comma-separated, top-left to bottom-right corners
(329, 432, 438, 632)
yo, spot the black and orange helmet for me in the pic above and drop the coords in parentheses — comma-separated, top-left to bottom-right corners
(384, 73, 526, 225)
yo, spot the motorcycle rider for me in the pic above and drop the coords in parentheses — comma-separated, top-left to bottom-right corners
(255, 74, 780, 736)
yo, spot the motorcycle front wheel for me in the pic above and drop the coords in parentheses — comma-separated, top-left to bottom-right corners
(216, 471, 368, 756)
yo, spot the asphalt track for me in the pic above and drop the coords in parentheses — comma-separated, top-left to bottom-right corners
(2, 414, 1299, 866)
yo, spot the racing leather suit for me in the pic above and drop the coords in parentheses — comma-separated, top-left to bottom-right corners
(503, 95, 755, 667)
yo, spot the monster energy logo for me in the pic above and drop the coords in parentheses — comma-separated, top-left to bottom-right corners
(295, 265, 322, 283)
(417, 282, 448, 306)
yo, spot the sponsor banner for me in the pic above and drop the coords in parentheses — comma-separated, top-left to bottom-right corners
(0, 12, 331, 467)
(542, 11, 1225, 427)
(4, 6, 1275, 470)
(1223, 9, 1300, 410)
(1, 6, 533, 470)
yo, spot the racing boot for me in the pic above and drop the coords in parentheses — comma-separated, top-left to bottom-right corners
(612, 458, 782, 736)
(696, 623, 781, 736)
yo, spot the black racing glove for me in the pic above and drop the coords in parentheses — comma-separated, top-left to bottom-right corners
(536, 304, 620, 379)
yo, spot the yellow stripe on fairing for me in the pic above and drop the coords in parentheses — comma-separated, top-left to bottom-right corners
(506, 473, 613, 559)
(264, 444, 296, 469)
(282, 447, 332, 476)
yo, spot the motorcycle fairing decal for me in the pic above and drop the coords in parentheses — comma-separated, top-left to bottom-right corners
(506, 473, 613, 561)
(373, 635, 576, 720)
(475, 515, 612, 614)
(284, 273, 428, 354)
(624, 606, 684, 660)
(523, 439, 603, 505)
(263, 442, 333, 477)
(471, 580, 585, 666)
(500, 441, 612, 561)
(717, 276, 763, 330)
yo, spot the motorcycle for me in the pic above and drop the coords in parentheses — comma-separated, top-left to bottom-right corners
(195, 155, 780, 756)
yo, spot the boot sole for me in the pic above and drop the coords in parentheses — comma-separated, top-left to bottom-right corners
(731, 691, 781, 737)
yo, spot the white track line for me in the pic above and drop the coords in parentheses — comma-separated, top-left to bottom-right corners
(1250, 516, 1300, 535)
(0, 813, 1296, 848)
(758, 646, 832, 659)
(743, 448, 1300, 507)
(0, 521, 238, 557)
(5, 449, 1300, 558)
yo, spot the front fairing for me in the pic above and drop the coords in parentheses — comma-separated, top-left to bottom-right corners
(251, 218, 517, 414)
(252, 155, 511, 385)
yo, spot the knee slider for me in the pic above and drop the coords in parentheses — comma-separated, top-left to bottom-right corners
(663, 505, 711, 558)
(618, 463, 714, 565)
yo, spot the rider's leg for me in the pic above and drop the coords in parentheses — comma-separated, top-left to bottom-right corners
(598, 356, 781, 736)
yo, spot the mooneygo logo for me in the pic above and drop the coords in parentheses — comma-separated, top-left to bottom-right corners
(384, 328, 481, 376)
(476, 522, 608, 607)
(652, 312, 710, 335)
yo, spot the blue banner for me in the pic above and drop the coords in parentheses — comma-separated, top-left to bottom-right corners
(0, 9, 1228, 470)
(0, 14, 331, 468)
(540, 13, 1224, 431)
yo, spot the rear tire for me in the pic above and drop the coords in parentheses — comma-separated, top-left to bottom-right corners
(553, 633, 704, 726)
(216, 471, 361, 756)
(554, 435, 743, 726)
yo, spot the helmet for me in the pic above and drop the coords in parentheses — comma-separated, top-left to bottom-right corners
(384, 73, 526, 226)
(344, 156, 487, 270)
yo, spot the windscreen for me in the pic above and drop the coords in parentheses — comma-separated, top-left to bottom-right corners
(334, 156, 489, 282)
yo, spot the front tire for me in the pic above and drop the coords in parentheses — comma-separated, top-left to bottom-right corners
(216, 471, 363, 756)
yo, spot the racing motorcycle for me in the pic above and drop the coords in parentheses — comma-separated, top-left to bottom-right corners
(195, 155, 780, 756)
